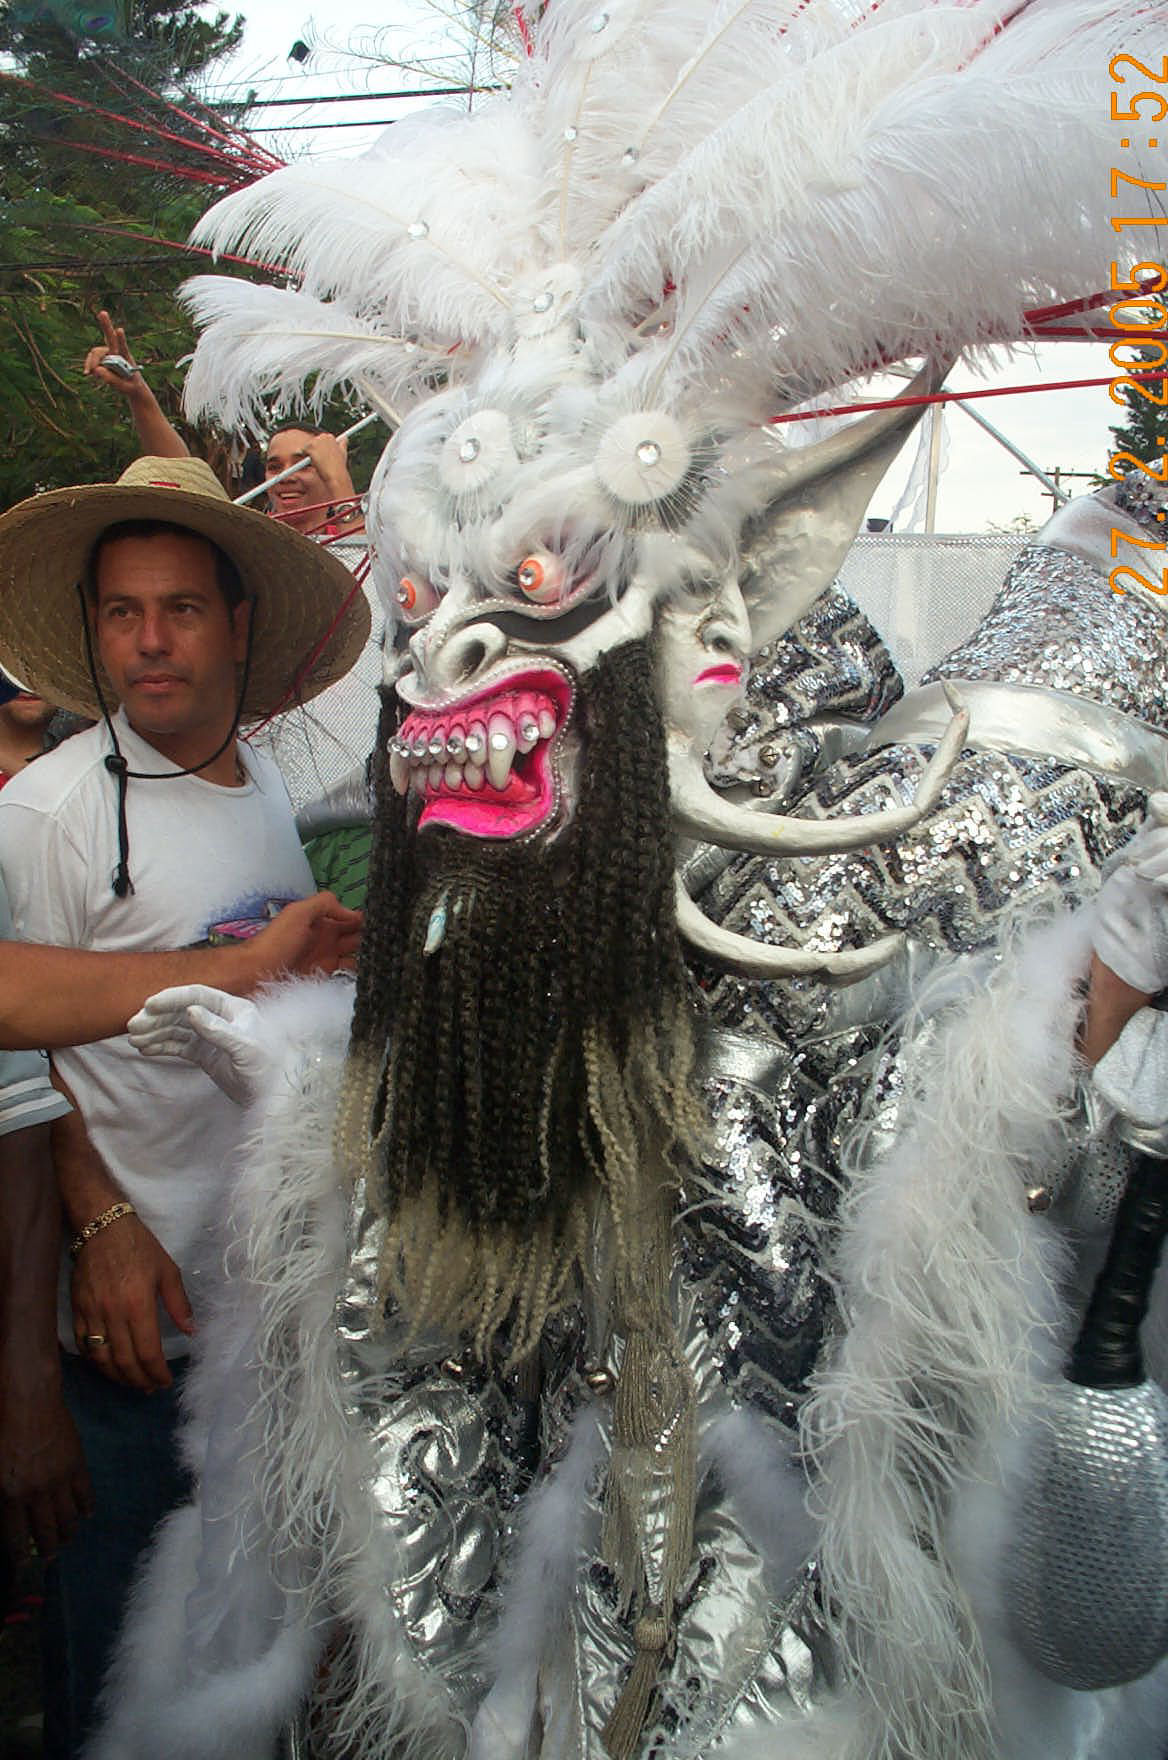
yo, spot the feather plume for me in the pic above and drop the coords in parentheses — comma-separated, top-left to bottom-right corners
(586, 0, 1163, 415)
(179, 278, 458, 431)
(179, 0, 1163, 499)
(804, 909, 1092, 1760)
(191, 106, 539, 340)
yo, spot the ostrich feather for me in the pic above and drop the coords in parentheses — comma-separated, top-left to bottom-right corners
(191, 105, 539, 345)
(180, 0, 1163, 475)
(178, 280, 456, 432)
(585, 0, 1164, 415)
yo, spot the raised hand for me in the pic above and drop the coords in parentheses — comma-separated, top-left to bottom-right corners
(83, 309, 141, 397)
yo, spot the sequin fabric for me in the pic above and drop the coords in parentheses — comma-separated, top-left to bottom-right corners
(707, 582, 902, 796)
(921, 542, 1168, 732)
(689, 707, 1146, 1426)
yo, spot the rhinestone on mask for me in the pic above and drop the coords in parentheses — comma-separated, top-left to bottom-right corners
(407, 219, 429, 239)
(590, 10, 609, 31)
(531, 290, 554, 313)
(563, 126, 578, 142)
(636, 439, 663, 467)
(458, 437, 482, 463)
(621, 147, 639, 166)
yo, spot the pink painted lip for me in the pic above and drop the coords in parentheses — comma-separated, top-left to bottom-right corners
(397, 665, 574, 840)
(695, 663, 743, 687)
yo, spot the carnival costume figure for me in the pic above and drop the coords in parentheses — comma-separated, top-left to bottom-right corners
(86, 4, 1168, 1757)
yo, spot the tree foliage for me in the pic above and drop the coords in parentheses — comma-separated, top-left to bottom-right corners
(0, 0, 251, 504)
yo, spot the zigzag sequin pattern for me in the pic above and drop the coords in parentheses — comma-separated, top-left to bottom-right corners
(681, 746, 1145, 1422)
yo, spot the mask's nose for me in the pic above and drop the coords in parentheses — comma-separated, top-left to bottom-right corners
(405, 579, 508, 698)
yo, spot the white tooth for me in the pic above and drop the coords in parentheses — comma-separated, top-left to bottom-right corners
(487, 714, 516, 789)
(537, 707, 556, 739)
(410, 735, 429, 762)
(446, 726, 467, 762)
(389, 748, 410, 795)
(464, 762, 485, 790)
(464, 722, 487, 762)
(428, 762, 444, 789)
(516, 714, 539, 753)
(445, 762, 463, 790)
(428, 732, 447, 761)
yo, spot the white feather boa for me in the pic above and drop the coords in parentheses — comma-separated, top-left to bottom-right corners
(87, 977, 462, 1760)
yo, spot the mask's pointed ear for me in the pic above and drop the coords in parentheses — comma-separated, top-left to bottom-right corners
(734, 359, 947, 652)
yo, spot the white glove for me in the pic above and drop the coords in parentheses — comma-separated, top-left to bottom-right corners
(128, 985, 267, 1107)
(1093, 792, 1168, 993)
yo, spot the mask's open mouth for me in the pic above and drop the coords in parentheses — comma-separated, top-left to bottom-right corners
(391, 665, 575, 838)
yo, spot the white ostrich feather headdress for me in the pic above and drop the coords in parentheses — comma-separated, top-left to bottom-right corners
(181, 0, 1161, 611)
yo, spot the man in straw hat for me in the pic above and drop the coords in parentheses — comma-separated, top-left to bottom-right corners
(0, 454, 369, 1758)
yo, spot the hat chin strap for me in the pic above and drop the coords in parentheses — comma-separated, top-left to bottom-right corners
(76, 585, 257, 898)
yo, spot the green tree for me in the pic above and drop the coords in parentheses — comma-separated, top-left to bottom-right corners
(0, 0, 254, 503)
(1108, 342, 1168, 475)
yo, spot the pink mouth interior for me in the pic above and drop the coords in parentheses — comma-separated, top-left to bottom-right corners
(399, 669, 573, 839)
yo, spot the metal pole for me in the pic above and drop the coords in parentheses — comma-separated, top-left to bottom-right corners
(233, 410, 382, 506)
(924, 405, 943, 533)
(950, 397, 1070, 506)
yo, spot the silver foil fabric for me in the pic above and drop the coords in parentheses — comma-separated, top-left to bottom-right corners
(706, 581, 902, 799)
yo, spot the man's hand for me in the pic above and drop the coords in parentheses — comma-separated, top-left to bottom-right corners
(71, 1211, 194, 1392)
(245, 891, 362, 981)
(0, 1372, 92, 1565)
(297, 431, 355, 498)
(83, 309, 142, 398)
(81, 308, 188, 457)
(129, 986, 265, 1106)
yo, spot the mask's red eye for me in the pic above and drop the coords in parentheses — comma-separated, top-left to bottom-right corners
(515, 550, 564, 604)
(395, 575, 441, 623)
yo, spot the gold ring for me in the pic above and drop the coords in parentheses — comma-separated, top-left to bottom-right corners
(84, 1333, 108, 1349)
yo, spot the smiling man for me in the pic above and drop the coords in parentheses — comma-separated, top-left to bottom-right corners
(264, 425, 366, 538)
(0, 454, 368, 1758)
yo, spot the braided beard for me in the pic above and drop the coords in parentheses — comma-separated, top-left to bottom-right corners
(336, 638, 698, 1356)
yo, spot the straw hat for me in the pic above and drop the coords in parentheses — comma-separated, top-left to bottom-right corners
(0, 456, 372, 720)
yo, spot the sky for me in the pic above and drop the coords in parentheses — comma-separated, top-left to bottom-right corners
(196, 0, 1127, 535)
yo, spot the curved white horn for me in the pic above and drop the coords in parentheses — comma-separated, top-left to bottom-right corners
(670, 687, 968, 856)
(674, 877, 903, 983)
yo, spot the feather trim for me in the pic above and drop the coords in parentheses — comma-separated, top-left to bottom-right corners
(803, 909, 1094, 1760)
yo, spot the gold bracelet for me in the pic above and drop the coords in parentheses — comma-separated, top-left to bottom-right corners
(69, 1201, 136, 1261)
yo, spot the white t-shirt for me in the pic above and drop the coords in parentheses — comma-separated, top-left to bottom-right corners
(0, 710, 314, 1354)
